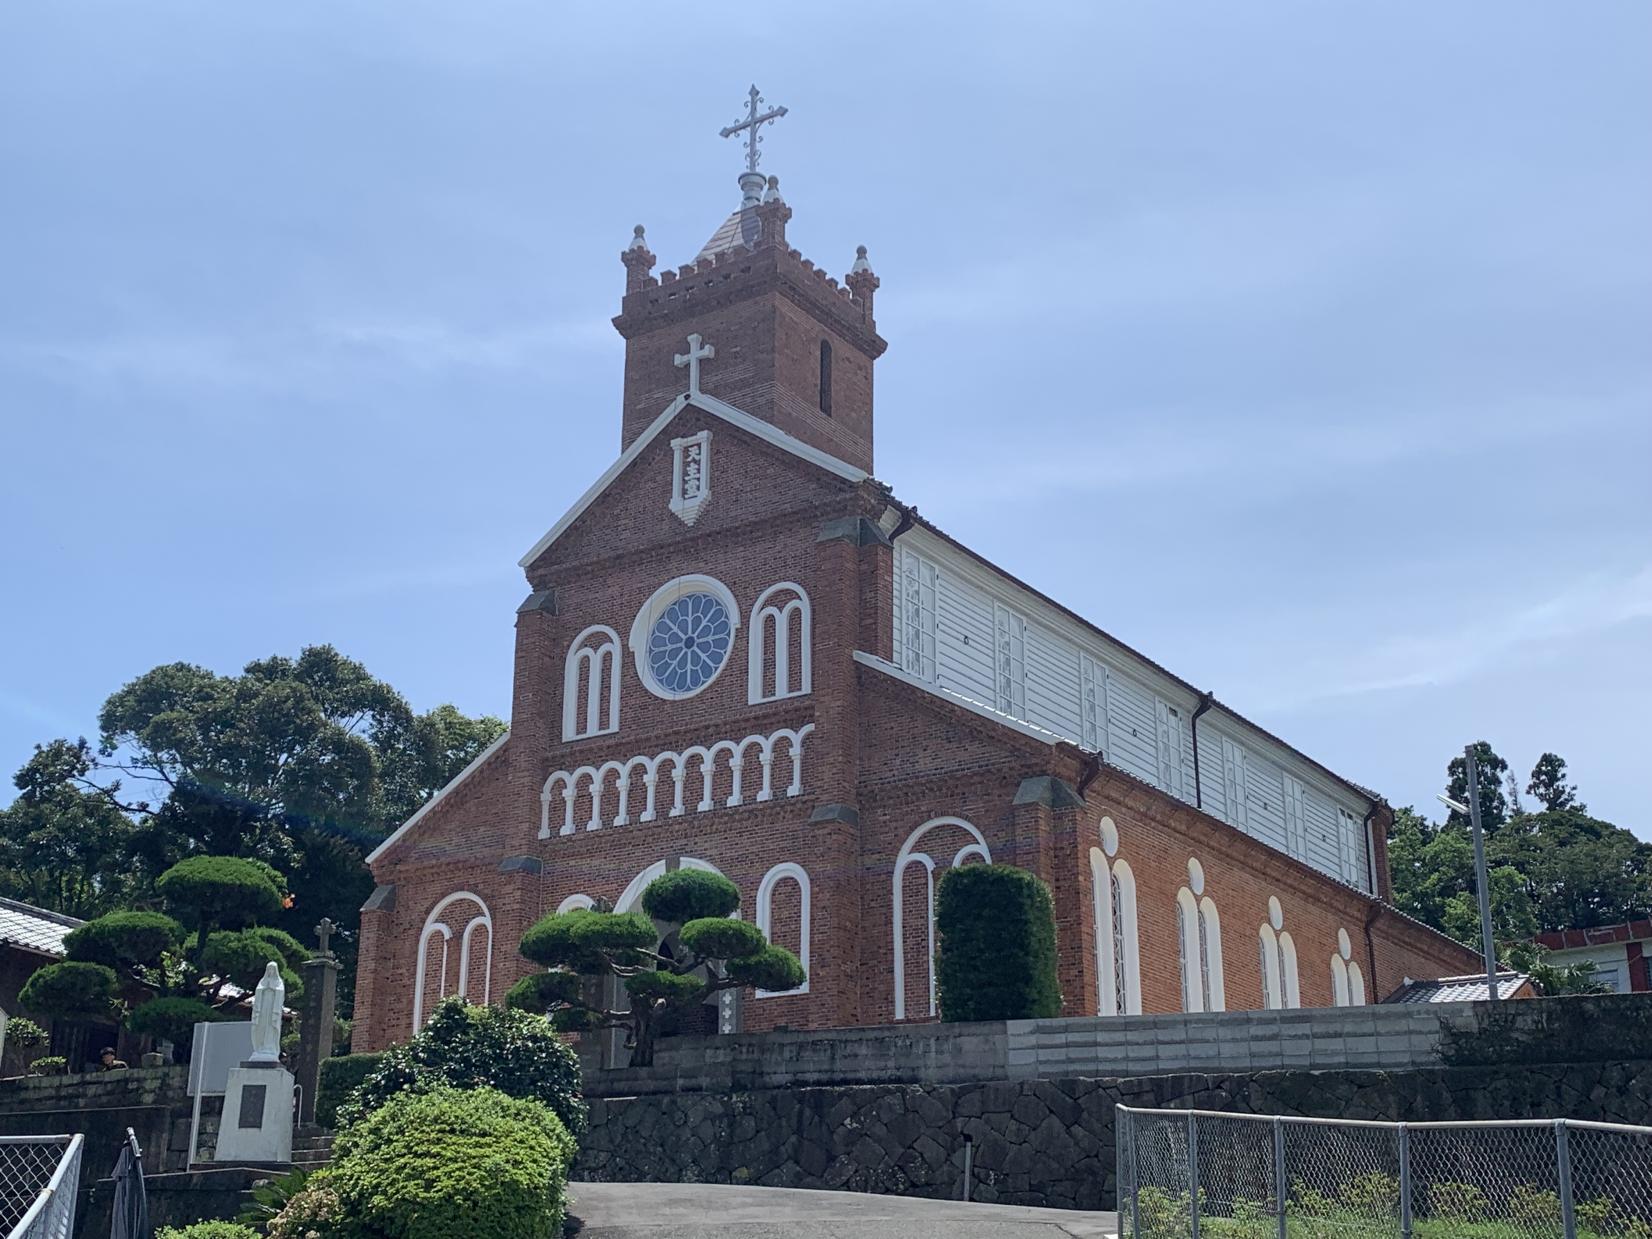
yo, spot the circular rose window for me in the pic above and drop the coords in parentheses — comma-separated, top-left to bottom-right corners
(645, 591, 733, 697)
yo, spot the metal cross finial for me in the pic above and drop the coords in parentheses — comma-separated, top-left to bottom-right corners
(674, 333, 715, 396)
(719, 85, 788, 175)
(315, 917, 336, 956)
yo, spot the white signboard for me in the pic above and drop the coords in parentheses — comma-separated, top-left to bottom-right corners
(189, 1021, 253, 1096)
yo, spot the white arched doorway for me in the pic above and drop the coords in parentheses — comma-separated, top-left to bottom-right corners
(892, 817, 992, 1021)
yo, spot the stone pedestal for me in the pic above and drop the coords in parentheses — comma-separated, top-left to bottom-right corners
(214, 1064, 293, 1165)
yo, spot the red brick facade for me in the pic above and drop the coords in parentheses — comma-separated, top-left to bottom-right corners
(351, 187, 1477, 1055)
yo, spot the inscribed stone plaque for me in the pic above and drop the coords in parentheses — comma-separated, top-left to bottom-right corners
(238, 1083, 267, 1128)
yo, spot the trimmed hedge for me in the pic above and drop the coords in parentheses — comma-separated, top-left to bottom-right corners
(63, 910, 184, 967)
(935, 863, 1061, 1021)
(338, 998, 585, 1138)
(129, 997, 223, 1046)
(316, 1051, 386, 1130)
(156, 856, 284, 931)
(328, 1087, 577, 1239)
(156, 1224, 259, 1239)
(640, 867, 739, 923)
(18, 960, 119, 1022)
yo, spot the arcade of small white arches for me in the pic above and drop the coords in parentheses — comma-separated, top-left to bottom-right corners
(409, 816, 1369, 1033)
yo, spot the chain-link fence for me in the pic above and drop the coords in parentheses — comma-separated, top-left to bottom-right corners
(1117, 1106, 1652, 1239)
(0, 1135, 83, 1239)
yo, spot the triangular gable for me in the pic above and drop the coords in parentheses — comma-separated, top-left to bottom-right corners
(518, 392, 869, 569)
(365, 728, 510, 865)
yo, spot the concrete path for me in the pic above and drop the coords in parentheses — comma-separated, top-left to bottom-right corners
(567, 1182, 1118, 1238)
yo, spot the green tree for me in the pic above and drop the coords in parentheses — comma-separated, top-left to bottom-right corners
(509, 869, 803, 1067)
(18, 856, 302, 1055)
(0, 739, 139, 916)
(1490, 810, 1652, 932)
(1526, 752, 1585, 814)
(15, 645, 502, 1014)
(1445, 741, 1509, 832)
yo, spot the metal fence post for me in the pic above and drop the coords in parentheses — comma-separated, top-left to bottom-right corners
(1556, 1119, 1576, 1239)
(1187, 1111, 1201, 1239)
(1398, 1123, 1412, 1239)
(1272, 1118, 1287, 1239)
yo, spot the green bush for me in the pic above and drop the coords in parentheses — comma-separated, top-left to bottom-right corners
(129, 997, 223, 1046)
(328, 1087, 576, 1239)
(316, 1052, 386, 1129)
(640, 867, 740, 922)
(63, 910, 184, 968)
(18, 960, 120, 1022)
(339, 998, 585, 1138)
(157, 856, 284, 931)
(6, 1016, 47, 1052)
(156, 1224, 260, 1239)
(29, 1056, 66, 1076)
(518, 908, 655, 972)
(934, 863, 1061, 1021)
(266, 1172, 346, 1239)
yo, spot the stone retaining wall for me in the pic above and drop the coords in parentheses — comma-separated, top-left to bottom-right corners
(0, 1066, 220, 1175)
(575, 1059, 1652, 1212)
(583, 994, 1652, 1098)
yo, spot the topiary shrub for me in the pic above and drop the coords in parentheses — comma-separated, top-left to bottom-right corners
(329, 1087, 576, 1239)
(339, 998, 585, 1137)
(316, 1052, 386, 1130)
(18, 960, 120, 1023)
(29, 1056, 67, 1076)
(63, 910, 185, 968)
(641, 868, 740, 923)
(935, 863, 1061, 1021)
(199, 928, 306, 998)
(128, 997, 223, 1046)
(157, 856, 284, 936)
(156, 1224, 260, 1239)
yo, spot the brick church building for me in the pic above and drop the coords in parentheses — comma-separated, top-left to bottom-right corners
(350, 106, 1476, 1055)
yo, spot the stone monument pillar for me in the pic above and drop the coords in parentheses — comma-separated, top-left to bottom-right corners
(215, 962, 294, 1165)
(294, 918, 340, 1128)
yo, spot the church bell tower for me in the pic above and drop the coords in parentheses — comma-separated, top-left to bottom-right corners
(612, 88, 886, 474)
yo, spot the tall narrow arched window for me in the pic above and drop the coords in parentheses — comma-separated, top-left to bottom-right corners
(1332, 928, 1366, 1006)
(755, 862, 810, 997)
(1258, 896, 1300, 1010)
(1089, 817, 1140, 1016)
(818, 340, 833, 416)
(562, 624, 621, 741)
(748, 582, 812, 703)
(412, 891, 493, 1034)
(1177, 857, 1225, 1013)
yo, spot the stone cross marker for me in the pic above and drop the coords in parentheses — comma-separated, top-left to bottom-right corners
(293, 920, 342, 1127)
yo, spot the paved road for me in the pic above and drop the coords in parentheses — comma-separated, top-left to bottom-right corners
(567, 1182, 1118, 1238)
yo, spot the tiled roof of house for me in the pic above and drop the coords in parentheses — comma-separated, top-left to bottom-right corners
(0, 897, 83, 958)
(1385, 972, 1529, 1004)
(1535, 920, 1652, 950)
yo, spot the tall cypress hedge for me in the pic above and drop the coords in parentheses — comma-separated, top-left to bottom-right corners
(935, 863, 1061, 1021)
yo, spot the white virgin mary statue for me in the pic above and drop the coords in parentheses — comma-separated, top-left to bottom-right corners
(248, 961, 285, 1064)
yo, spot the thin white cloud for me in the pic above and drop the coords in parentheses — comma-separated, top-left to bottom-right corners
(1255, 563, 1652, 712)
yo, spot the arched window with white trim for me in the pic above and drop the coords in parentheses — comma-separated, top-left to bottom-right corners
(412, 892, 493, 1034)
(1177, 858, 1225, 1013)
(563, 624, 621, 741)
(893, 817, 992, 1020)
(748, 582, 811, 703)
(1089, 816, 1140, 1016)
(755, 862, 810, 996)
(1332, 928, 1366, 1006)
(1258, 896, 1300, 1010)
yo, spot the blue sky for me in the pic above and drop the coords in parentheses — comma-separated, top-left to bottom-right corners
(2, 2, 1648, 831)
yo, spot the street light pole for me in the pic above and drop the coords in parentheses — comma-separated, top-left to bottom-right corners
(1462, 746, 1501, 1000)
